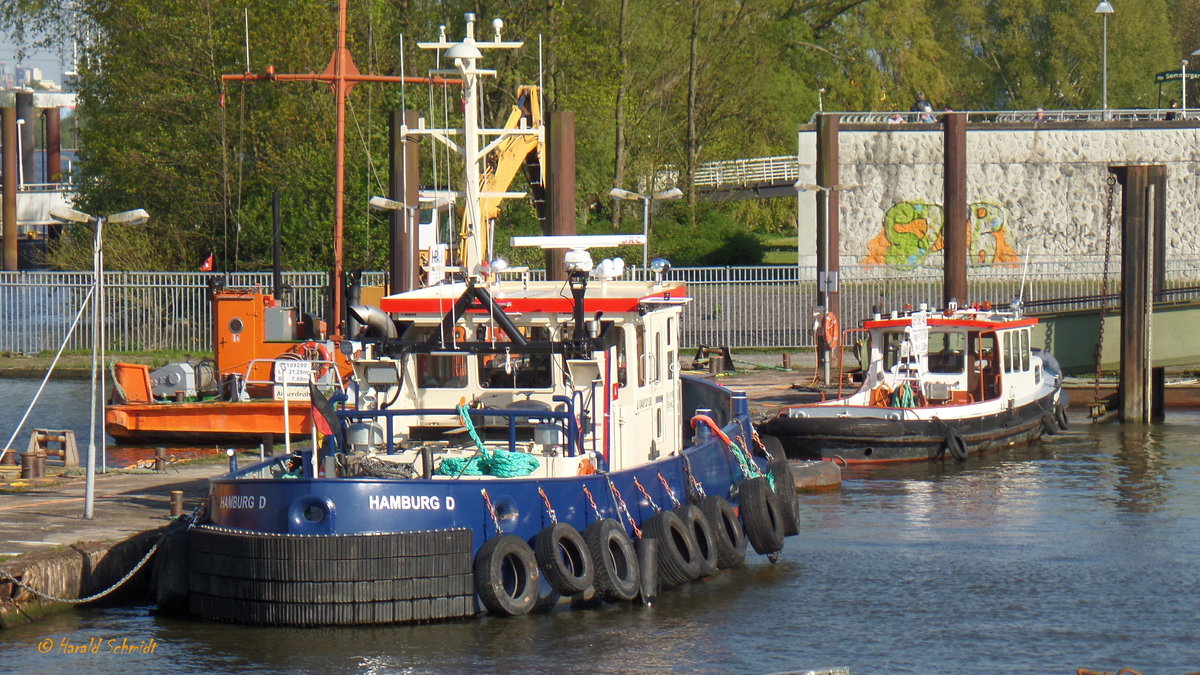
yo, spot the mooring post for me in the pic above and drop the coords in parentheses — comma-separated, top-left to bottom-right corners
(548, 111, 578, 281)
(943, 113, 968, 308)
(816, 113, 841, 385)
(1109, 165, 1167, 423)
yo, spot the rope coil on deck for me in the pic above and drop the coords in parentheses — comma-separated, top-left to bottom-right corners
(436, 404, 540, 477)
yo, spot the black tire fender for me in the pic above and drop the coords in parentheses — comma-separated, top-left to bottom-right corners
(582, 518, 640, 602)
(675, 504, 719, 578)
(1056, 403, 1070, 431)
(473, 534, 540, 616)
(534, 522, 594, 596)
(945, 427, 969, 461)
(641, 510, 702, 587)
(767, 459, 800, 537)
(700, 495, 747, 569)
(738, 477, 785, 555)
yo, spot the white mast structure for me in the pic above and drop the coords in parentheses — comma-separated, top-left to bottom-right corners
(415, 13, 538, 280)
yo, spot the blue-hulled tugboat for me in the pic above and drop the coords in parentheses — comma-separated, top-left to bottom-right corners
(758, 302, 1069, 464)
(157, 14, 797, 627)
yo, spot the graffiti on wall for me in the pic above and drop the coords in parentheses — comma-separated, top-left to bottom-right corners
(863, 199, 1018, 269)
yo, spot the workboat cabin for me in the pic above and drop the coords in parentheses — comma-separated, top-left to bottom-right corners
(759, 302, 1067, 464)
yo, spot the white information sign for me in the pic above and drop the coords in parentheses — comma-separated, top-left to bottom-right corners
(272, 360, 313, 400)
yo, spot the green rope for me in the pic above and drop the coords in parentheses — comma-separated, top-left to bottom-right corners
(727, 440, 772, 488)
(435, 404, 540, 478)
(890, 383, 916, 408)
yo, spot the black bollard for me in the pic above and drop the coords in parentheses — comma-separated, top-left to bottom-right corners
(636, 537, 658, 606)
(170, 490, 184, 518)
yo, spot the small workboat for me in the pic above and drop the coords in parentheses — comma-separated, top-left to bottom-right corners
(153, 13, 799, 627)
(758, 302, 1069, 464)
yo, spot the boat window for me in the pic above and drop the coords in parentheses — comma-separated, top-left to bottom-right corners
(478, 326, 553, 389)
(667, 317, 674, 346)
(637, 327, 647, 387)
(655, 331, 664, 383)
(415, 354, 467, 388)
(1019, 329, 1030, 372)
(882, 332, 906, 371)
(928, 332, 967, 374)
(1003, 332, 1014, 373)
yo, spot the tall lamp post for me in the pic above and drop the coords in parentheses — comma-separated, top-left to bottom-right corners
(1096, 0, 1114, 115)
(14, 118, 24, 188)
(796, 181, 860, 385)
(608, 186, 683, 269)
(49, 206, 150, 519)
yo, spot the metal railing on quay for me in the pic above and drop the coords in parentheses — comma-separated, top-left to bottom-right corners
(2, 259, 1198, 354)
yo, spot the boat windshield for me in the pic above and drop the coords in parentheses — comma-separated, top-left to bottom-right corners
(928, 331, 967, 374)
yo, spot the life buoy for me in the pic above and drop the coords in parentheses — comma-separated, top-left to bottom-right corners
(642, 509, 702, 586)
(738, 477, 785, 555)
(288, 340, 332, 380)
(582, 518, 640, 602)
(534, 523, 594, 596)
(823, 312, 840, 350)
(473, 534, 540, 616)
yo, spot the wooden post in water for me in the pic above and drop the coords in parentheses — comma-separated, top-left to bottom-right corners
(389, 110, 420, 294)
(1109, 165, 1167, 423)
(943, 113, 968, 308)
(1, 107, 15, 271)
(816, 113, 840, 383)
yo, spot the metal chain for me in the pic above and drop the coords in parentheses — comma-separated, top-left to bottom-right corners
(480, 488, 502, 535)
(537, 486, 557, 524)
(1093, 173, 1117, 408)
(605, 476, 642, 539)
(632, 477, 660, 512)
(655, 473, 681, 508)
(0, 502, 203, 606)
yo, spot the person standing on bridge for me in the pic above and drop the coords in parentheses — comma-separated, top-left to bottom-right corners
(910, 91, 932, 114)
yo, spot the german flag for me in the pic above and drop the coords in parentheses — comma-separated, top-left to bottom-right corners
(309, 384, 344, 451)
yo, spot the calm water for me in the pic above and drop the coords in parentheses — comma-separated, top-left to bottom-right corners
(3, 376, 1200, 673)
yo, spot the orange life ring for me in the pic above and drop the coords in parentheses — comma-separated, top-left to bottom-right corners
(822, 313, 840, 350)
(289, 340, 333, 379)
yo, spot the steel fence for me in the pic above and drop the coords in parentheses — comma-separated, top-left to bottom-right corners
(2, 260, 1197, 354)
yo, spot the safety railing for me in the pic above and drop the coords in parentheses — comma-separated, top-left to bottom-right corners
(2, 260, 1198, 352)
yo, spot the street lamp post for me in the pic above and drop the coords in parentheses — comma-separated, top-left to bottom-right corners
(1096, 0, 1114, 115)
(48, 206, 150, 519)
(14, 118, 24, 188)
(796, 181, 860, 385)
(608, 186, 683, 269)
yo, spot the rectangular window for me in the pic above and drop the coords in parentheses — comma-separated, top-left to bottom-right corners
(415, 354, 467, 388)
(477, 326, 553, 389)
(882, 332, 906, 371)
(1019, 329, 1030, 371)
(927, 332, 967, 374)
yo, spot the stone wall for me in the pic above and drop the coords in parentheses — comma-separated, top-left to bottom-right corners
(795, 124, 1200, 266)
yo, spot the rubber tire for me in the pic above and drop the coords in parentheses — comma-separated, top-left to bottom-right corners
(473, 534, 540, 617)
(738, 477, 785, 555)
(583, 519, 640, 602)
(641, 510, 702, 587)
(675, 504, 719, 578)
(534, 523, 594, 596)
(1043, 412, 1060, 435)
(1056, 403, 1070, 431)
(759, 433, 786, 461)
(767, 459, 801, 537)
(945, 428, 969, 461)
(700, 495, 747, 569)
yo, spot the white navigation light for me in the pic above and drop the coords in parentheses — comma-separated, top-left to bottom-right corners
(650, 258, 671, 274)
(490, 257, 509, 273)
(492, 17, 504, 42)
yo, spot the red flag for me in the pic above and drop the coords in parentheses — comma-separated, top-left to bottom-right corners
(199, 253, 213, 272)
(309, 384, 342, 445)
(218, 92, 226, 108)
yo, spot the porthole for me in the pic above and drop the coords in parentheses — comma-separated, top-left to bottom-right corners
(228, 317, 244, 335)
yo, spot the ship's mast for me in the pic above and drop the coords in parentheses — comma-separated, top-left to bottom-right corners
(416, 13, 533, 280)
(221, 0, 459, 338)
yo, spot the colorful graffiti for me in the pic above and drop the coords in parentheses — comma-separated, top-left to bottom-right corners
(864, 199, 1018, 268)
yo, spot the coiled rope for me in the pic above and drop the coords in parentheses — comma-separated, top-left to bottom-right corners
(435, 404, 540, 477)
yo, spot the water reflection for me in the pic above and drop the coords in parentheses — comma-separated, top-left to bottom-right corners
(1112, 423, 1169, 513)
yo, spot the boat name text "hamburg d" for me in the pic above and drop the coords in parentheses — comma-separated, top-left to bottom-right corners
(369, 494, 456, 511)
(219, 495, 267, 509)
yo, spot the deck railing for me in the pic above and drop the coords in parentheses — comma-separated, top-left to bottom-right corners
(2, 260, 1197, 353)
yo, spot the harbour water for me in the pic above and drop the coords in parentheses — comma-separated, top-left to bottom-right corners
(2, 376, 1199, 672)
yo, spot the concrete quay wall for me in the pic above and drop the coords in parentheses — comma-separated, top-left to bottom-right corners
(796, 123, 1200, 266)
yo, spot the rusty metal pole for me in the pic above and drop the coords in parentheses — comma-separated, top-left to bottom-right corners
(44, 107, 61, 183)
(943, 112, 968, 308)
(2, 107, 16, 271)
(816, 114, 840, 384)
(547, 111, 577, 281)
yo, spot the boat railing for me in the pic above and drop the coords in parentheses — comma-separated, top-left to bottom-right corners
(338, 395, 584, 458)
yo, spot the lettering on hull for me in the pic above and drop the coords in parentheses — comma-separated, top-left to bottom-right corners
(369, 494, 456, 511)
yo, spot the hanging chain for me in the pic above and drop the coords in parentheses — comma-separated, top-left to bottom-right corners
(481, 488, 502, 535)
(656, 473, 682, 508)
(1093, 174, 1117, 409)
(632, 477, 660, 512)
(537, 486, 557, 524)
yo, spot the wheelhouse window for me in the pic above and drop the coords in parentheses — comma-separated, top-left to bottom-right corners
(415, 354, 467, 388)
(928, 331, 967, 374)
(478, 326, 554, 389)
(881, 331, 906, 371)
